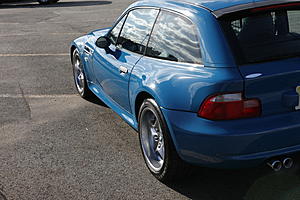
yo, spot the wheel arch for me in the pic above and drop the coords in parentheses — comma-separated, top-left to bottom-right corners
(133, 86, 166, 123)
(70, 45, 77, 64)
(133, 90, 179, 148)
(135, 91, 154, 122)
(134, 90, 184, 170)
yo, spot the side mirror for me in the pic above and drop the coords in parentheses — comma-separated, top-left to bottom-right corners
(96, 36, 111, 49)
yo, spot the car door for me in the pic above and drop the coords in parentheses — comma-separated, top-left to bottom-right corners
(93, 8, 159, 112)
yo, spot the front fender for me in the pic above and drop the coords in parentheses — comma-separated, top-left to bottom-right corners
(70, 28, 110, 59)
(70, 35, 89, 56)
(70, 28, 110, 83)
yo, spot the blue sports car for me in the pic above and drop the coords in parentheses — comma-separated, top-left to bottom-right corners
(71, 0, 300, 182)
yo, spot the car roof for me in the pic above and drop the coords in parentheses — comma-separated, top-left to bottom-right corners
(177, 0, 256, 11)
(136, 0, 300, 17)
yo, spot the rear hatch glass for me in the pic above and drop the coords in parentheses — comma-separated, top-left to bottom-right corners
(219, 5, 300, 116)
(220, 5, 300, 64)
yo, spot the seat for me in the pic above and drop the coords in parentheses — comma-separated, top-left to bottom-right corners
(238, 13, 275, 44)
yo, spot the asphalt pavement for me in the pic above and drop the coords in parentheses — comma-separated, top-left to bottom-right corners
(1, 0, 300, 199)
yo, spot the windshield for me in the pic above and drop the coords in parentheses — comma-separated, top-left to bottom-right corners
(220, 7, 300, 64)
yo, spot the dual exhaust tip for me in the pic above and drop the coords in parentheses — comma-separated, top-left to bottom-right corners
(268, 157, 294, 172)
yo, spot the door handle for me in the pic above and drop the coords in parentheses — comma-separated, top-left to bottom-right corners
(84, 45, 93, 55)
(119, 66, 128, 74)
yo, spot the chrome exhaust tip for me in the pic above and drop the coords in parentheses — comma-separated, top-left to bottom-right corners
(283, 157, 293, 169)
(267, 160, 282, 172)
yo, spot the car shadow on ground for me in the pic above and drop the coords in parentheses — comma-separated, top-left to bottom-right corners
(85, 93, 108, 108)
(166, 165, 300, 200)
(0, 0, 112, 9)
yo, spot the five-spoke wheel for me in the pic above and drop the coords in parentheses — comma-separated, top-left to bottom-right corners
(140, 105, 165, 173)
(72, 49, 92, 98)
(138, 99, 187, 182)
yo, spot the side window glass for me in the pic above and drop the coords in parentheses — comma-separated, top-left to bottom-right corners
(146, 11, 201, 64)
(288, 10, 300, 34)
(117, 9, 159, 54)
(108, 14, 127, 45)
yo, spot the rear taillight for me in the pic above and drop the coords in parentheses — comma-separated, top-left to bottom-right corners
(198, 93, 261, 120)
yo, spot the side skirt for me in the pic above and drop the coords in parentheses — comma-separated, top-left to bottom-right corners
(87, 81, 139, 130)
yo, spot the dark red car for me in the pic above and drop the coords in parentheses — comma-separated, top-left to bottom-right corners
(37, 0, 59, 4)
(0, 0, 59, 5)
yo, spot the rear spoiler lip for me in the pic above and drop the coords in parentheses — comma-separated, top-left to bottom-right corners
(213, 0, 300, 18)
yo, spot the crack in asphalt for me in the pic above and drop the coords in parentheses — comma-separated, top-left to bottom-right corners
(0, 192, 7, 200)
(18, 82, 32, 120)
(39, 12, 60, 23)
(0, 184, 7, 200)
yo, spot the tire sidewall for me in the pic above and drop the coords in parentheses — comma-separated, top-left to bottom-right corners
(138, 99, 173, 180)
(72, 49, 87, 97)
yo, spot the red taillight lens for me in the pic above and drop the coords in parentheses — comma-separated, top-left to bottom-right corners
(198, 93, 261, 120)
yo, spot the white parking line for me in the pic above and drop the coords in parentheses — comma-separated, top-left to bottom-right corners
(0, 94, 77, 98)
(0, 53, 69, 57)
(50, 32, 85, 35)
(0, 23, 20, 25)
(0, 33, 85, 37)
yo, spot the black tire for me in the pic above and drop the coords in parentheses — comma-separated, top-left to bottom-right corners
(38, 0, 59, 5)
(72, 49, 93, 99)
(138, 98, 189, 183)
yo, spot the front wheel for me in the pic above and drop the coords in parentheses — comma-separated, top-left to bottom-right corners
(72, 49, 93, 99)
(38, 0, 59, 5)
(138, 99, 188, 182)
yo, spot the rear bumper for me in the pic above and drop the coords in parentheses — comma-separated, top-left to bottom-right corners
(161, 108, 300, 168)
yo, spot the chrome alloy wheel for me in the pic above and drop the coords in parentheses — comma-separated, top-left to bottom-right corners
(140, 107, 165, 173)
(73, 51, 85, 94)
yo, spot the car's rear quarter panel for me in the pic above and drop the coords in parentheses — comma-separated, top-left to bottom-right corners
(129, 58, 243, 113)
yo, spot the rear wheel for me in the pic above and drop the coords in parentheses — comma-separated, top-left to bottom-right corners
(38, 0, 59, 5)
(72, 49, 92, 99)
(138, 99, 188, 182)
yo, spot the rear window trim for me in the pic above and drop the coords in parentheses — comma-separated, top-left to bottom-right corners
(213, 0, 300, 18)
